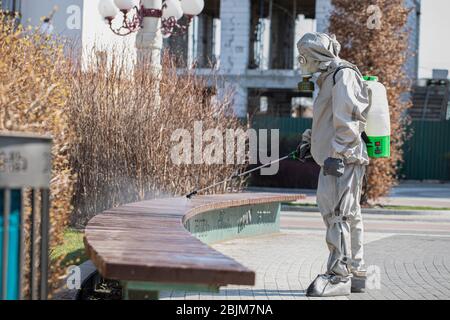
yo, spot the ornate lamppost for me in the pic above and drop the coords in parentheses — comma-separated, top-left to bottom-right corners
(98, 0, 204, 68)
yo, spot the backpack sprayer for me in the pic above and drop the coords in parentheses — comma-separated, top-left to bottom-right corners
(185, 151, 300, 199)
(298, 69, 391, 158)
(186, 72, 390, 199)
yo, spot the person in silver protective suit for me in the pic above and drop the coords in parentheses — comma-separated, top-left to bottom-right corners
(295, 32, 370, 297)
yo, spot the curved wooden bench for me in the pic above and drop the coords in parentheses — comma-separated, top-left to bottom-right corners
(84, 193, 303, 299)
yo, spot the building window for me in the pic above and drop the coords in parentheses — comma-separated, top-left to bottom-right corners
(249, 0, 316, 70)
(248, 88, 313, 117)
(1, 0, 21, 13)
(164, 0, 221, 69)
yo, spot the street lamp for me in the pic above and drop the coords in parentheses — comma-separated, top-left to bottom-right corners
(98, 0, 204, 108)
(98, 0, 204, 38)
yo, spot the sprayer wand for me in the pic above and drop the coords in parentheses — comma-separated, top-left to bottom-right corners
(185, 151, 298, 199)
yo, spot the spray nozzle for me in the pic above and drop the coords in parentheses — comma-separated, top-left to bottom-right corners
(186, 190, 198, 199)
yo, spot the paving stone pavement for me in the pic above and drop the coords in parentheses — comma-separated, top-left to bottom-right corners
(160, 210, 450, 300)
(248, 183, 450, 208)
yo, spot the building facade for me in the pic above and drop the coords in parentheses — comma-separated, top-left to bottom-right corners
(170, 0, 421, 118)
(3, 0, 421, 118)
(207, 0, 421, 118)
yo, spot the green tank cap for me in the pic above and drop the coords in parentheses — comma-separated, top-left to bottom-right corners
(363, 75, 378, 81)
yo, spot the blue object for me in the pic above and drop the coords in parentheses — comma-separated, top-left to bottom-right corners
(0, 189, 21, 300)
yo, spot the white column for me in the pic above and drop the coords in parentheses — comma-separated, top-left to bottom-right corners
(219, 0, 250, 118)
(136, 0, 163, 108)
(315, 0, 332, 33)
(136, 0, 163, 70)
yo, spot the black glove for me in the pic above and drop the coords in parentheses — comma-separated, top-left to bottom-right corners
(295, 140, 311, 162)
(323, 157, 345, 177)
(294, 129, 312, 162)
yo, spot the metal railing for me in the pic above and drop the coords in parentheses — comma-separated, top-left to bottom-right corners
(0, 132, 51, 300)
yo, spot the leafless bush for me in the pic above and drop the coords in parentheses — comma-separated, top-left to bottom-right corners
(68, 51, 248, 227)
(1, 6, 248, 294)
(0, 11, 75, 296)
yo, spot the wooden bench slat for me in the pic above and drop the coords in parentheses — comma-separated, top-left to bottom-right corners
(84, 193, 302, 286)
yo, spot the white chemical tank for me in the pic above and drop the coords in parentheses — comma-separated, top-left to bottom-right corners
(364, 76, 391, 158)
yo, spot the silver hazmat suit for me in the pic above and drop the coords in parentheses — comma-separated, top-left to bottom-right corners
(297, 33, 370, 296)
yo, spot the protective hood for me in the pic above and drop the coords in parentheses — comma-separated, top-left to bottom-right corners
(297, 32, 342, 70)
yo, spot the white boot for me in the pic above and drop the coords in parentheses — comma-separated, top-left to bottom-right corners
(306, 274, 351, 297)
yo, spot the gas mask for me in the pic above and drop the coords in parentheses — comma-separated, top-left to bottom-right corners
(297, 54, 320, 93)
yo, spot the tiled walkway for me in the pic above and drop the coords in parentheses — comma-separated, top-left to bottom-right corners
(161, 210, 450, 300)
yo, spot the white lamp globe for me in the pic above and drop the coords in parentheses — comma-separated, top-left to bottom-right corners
(98, 0, 119, 19)
(180, 0, 204, 16)
(114, 0, 135, 11)
(162, 0, 184, 20)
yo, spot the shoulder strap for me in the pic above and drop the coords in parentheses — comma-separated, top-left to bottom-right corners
(332, 66, 370, 146)
(361, 131, 371, 145)
(332, 66, 361, 86)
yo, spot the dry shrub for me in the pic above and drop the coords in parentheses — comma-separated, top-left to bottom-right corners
(329, 0, 413, 201)
(1, 10, 247, 295)
(0, 12, 75, 296)
(68, 51, 248, 227)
